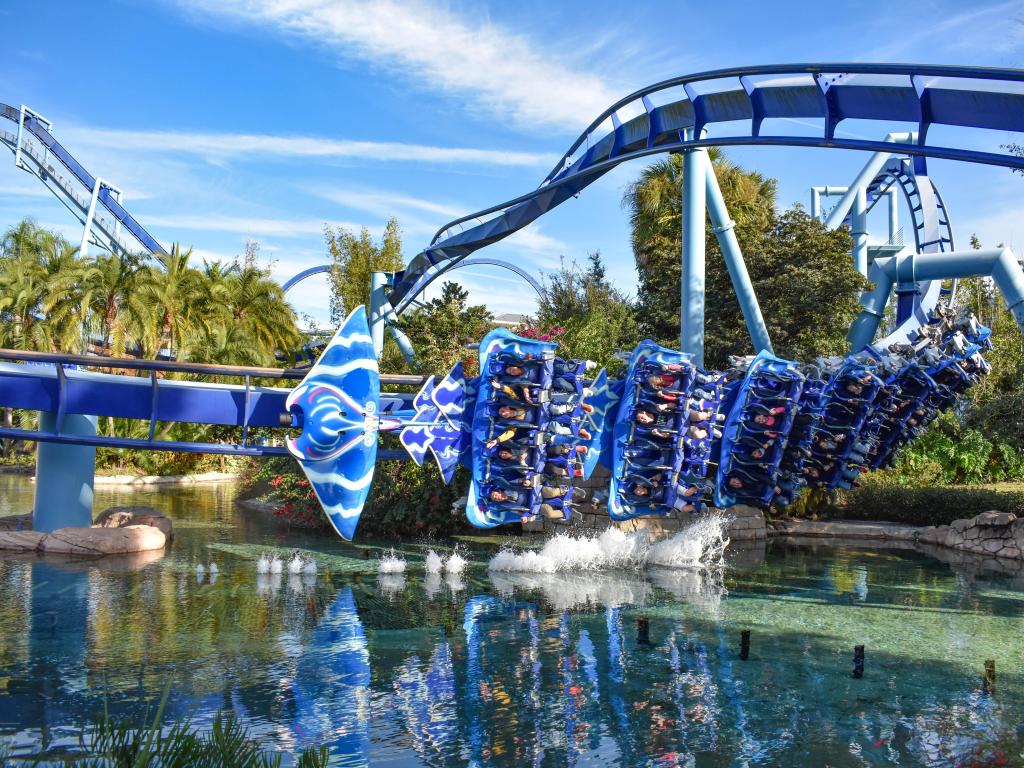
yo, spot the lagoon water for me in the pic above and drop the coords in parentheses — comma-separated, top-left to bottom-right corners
(0, 474, 1022, 766)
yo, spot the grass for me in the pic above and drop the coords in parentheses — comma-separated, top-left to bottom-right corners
(6, 681, 329, 767)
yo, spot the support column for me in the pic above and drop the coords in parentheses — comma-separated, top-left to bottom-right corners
(706, 165, 773, 355)
(33, 412, 97, 531)
(369, 271, 388, 358)
(852, 187, 869, 277)
(681, 144, 707, 367)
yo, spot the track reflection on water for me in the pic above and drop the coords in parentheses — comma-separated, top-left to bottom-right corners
(0, 477, 1022, 767)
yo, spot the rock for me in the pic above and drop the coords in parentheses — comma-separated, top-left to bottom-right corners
(0, 531, 46, 552)
(93, 506, 173, 540)
(973, 511, 1016, 527)
(983, 539, 1005, 554)
(0, 514, 33, 531)
(951, 517, 974, 533)
(39, 525, 166, 556)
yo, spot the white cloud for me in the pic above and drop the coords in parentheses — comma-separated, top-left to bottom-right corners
(172, 0, 619, 130)
(310, 187, 463, 220)
(866, 1, 1024, 60)
(63, 125, 558, 167)
(143, 212, 363, 238)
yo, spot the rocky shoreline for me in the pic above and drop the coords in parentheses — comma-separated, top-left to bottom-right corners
(0, 506, 172, 556)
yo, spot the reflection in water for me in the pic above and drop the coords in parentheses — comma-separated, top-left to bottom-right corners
(288, 587, 370, 764)
(1, 475, 1023, 766)
(489, 570, 651, 611)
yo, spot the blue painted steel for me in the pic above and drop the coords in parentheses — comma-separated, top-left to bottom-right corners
(281, 264, 332, 293)
(33, 412, 97, 531)
(465, 328, 557, 528)
(849, 249, 1024, 349)
(283, 257, 544, 306)
(285, 306, 380, 540)
(392, 65, 1024, 314)
(608, 340, 722, 521)
(0, 103, 165, 255)
(577, 368, 615, 478)
(713, 351, 804, 508)
(398, 373, 466, 483)
(705, 162, 773, 354)
(681, 144, 707, 365)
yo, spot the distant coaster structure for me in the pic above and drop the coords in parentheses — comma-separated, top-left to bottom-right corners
(3, 64, 1024, 540)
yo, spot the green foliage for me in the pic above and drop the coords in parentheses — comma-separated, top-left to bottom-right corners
(865, 411, 1024, 488)
(239, 454, 469, 538)
(530, 252, 640, 374)
(394, 281, 493, 375)
(0, 218, 300, 364)
(0, 218, 302, 475)
(361, 459, 468, 538)
(34, 710, 330, 767)
(623, 153, 864, 369)
(841, 485, 1024, 526)
(326, 217, 404, 327)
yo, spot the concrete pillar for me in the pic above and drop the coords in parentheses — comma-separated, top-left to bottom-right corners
(33, 412, 97, 531)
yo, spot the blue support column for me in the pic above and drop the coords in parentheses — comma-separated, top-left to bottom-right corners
(852, 187, 869, 277)
(369, 272, 388, 358)
(33, 412, 97, 531)
(848, 248, 1024, 349)
(705, 164, 773, 354)
(681, 143, 707, 367)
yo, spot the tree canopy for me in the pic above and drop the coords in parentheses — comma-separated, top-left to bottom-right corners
(623, 151, 865, 368)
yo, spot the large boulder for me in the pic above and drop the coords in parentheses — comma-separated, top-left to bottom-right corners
(39, 525, 166, 556)
(0, 531, 46, 552)
(0, 514, 33, 531)
(93, 505, 173, 540)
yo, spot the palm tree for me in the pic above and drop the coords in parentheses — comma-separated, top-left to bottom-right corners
(138, 243, 202, 359)
(84, 252, 147, 357)
(222, 264, 299, 359)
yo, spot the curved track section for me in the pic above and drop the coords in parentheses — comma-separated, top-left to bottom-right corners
(390, 64, 1024, 342)
(0, 103, 165, 256)
(283, 258, 544, 298)
(861, 156, 955, 347)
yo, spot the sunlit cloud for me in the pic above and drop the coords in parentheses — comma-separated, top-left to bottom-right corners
(63, 125, 559, 167)
(171, 0, 620, 130)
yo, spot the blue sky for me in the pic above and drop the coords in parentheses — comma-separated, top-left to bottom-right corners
(2, 0, 1024, 327)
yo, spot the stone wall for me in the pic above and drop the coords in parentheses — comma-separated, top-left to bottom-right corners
(918, 511, 1024, 560)
(525, 465, 767, 542)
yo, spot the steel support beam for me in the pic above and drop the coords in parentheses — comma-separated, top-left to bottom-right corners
(849, 248, 1024, 349)
(79, 177, 121, 259)
(706, 163, 773, 354)
(823, 133, 915, 230)
(680, 141, 707, 366)
(369, 271, 416, 364)
(852, 187, 869, 276)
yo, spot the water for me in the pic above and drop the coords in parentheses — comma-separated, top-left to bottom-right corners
(1, 474, 1023, 766)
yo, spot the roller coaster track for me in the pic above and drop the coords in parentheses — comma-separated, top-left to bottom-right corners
(0, 103, 165, 257)
(390, 63, 1024, 344)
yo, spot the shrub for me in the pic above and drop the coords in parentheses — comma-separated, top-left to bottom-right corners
(838, 486, 1024, 526)
(238, 452, 469, 538)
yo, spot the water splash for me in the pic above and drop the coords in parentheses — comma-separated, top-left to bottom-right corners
(490, 571, 651, 611)
(378, 549, 408, 574)
(425, 550, 444, 574)
(444, 550, 467, 574)
(488, 513, 731, 573)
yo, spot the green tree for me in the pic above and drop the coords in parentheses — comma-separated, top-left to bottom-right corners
(532, 252, 639, 373)
(325, 217, 404, 326)
(624, 152, 864, 369)
(396, 281, 492, 374)
(138, 243, 204, 358)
